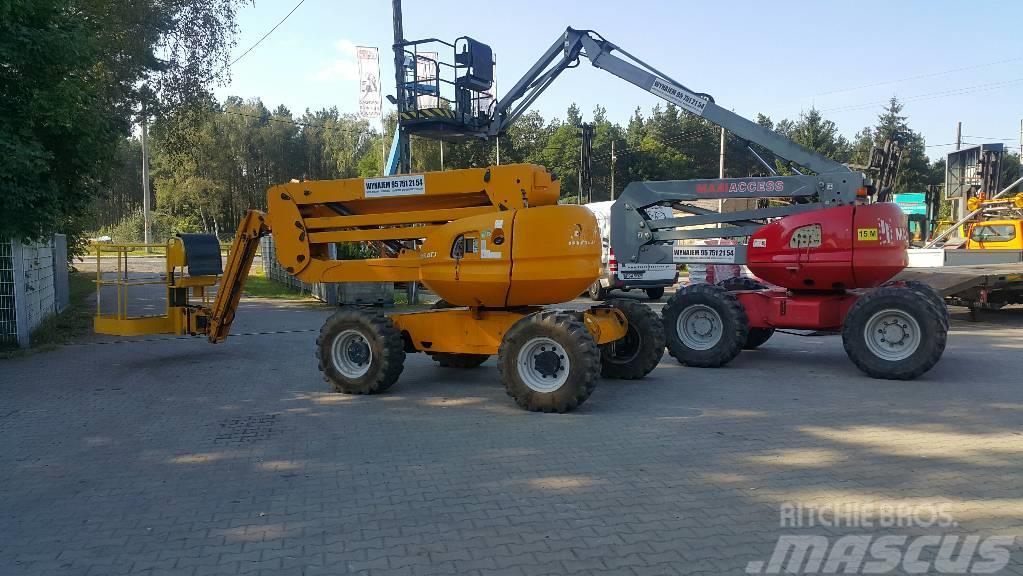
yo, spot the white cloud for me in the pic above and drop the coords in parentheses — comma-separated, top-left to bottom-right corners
(334, 38, 358, 56)
(312, 38, 360, 83)
(313, 60, 358, 82)
(310, 38, 364, 83)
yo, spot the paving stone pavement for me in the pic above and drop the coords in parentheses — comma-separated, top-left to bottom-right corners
(1, 296, 1022, 575)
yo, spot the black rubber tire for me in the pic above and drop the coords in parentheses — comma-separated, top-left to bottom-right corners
(645, 287, 665, 300)
(717, 277, 776, 350)
(429, 352, 489, 369)
(588, 280, 610, 301)
(498, 312, 600, 413)
(841, 286, 947, 380)
(316, 307, 406, 394)
(599, 299, 665, 379)
(881, 280, 949, 330)
(663, 284, 748, 368)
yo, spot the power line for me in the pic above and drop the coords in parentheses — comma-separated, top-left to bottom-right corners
(820, 77, 1023, 114)
(814, 56, 1023, 97)
(229, 0, 307, 67)
(963, 135, 1017, 141)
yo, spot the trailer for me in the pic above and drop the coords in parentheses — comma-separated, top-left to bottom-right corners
(897, 249, 1023, 316)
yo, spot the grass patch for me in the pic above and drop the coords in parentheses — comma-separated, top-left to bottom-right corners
(1, 271, 95, 357)
(242, 267, 314, 300)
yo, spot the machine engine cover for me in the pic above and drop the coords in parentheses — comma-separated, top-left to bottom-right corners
(419, 205, 601, 307)
(747, 203, 907, 291)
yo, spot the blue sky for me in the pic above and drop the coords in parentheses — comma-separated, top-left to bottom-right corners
(216, 0, 1023, 159)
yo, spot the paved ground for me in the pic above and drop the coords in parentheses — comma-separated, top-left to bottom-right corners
(2, 291, 1022, 575)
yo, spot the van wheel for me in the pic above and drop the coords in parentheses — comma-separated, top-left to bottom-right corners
(588, 280, 609, 301)
(645, 287, 665, 300)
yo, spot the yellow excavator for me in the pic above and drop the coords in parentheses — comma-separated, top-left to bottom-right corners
(95, 164, 664, 412)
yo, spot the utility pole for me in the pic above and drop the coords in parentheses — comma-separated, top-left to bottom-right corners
(391, 0, 410, 174)
(440, 141, 444, 171)
(141, 116, 152, 248)
(1019, 118, 1022, 169)
(610, 140, 616, 200)
(496, 136, 500, 165)
(955, 121, 962, 151)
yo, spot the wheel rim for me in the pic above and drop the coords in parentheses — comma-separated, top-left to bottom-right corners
(516, 337, 571, 392)
(863, 308, 921, 361)
(676, 304, 723, 351)
(607, 324, 641, 364)
(331, 329, 373, 378)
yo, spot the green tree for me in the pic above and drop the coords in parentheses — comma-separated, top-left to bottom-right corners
(0, 0, 245, 253)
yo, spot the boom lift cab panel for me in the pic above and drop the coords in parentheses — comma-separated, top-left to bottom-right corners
(419, 205, 601, 307)
(507, 205, 602, 306)
(419, 212, 513, 307)
(746, 203, 908, 291)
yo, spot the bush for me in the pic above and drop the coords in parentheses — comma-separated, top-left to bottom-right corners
(94, 211, 201, 244)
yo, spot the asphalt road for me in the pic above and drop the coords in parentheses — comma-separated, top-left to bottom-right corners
(1, 291, 1021, 575)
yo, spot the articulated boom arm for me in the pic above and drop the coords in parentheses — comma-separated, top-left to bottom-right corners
(482, 27, 870, 267)
(490, 28, 852, 177)
(206, 210, 269, 343)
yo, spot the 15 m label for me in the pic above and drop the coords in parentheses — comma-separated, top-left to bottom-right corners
(857, 228, 879, 241)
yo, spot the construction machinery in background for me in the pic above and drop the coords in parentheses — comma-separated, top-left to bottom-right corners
(584, 201, 677, 302)
(391, 23, 945, 377)
(95, 17, 952, 410)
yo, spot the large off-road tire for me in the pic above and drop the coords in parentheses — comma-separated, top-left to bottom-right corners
(881, 279, 949, 330)
(588, 280, 610, 301)
(663, 284, 748, 368)
(599, 299, 665, 379)
(316, 307, 405, 394)
(717, 276, 775, 350)
(645, 287, 665, 300)
(842, 285, 947, 380)
(498, 312, 600, 413)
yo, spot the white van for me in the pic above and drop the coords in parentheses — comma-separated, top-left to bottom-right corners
(584, 201, 678, 300)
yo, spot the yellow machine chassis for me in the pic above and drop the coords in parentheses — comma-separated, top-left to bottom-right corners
(390, 306, 628, 355)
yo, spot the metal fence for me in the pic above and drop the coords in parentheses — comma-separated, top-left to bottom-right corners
(259, 235, 338, 304)
(258, 235, 394, 306)
(0, 238, 16, 347)
(0, 235, 70, 348)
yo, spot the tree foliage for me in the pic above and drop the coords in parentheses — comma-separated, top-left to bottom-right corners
(0, 0, 245, 252)
(96, 94, 961, 242)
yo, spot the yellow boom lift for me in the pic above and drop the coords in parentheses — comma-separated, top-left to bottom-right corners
(95, 165, 664, 412)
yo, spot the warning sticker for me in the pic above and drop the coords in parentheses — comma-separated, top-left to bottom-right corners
(364, 175, 426, 198)
(857, 228, 879, 241)
(673, 245, 736, 264)
(649, 78, 709, 116)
